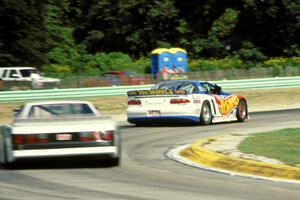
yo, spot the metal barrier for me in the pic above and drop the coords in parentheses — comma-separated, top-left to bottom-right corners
(0, 76, 299, 103)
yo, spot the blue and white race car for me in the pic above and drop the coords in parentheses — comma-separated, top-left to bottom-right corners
(126, 80, 248, 125)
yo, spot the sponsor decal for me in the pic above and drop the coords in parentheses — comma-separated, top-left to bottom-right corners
(148, 110, 161, 116)
(193, 98, 201, 104)
(214, 95, 239, 115)
(127, 89, 186, 96)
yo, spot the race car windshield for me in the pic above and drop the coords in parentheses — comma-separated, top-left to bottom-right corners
(153, 81, 196, 94)
(28, 103, 94, 118)
(153, 81, 183, 90)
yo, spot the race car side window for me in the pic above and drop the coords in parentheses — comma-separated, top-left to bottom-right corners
(13, 105, 23, 118)
(81, 104, 94, 115)
(177, 83, 198, 94)
(201, 82, 221, 95)
(198, 85, 207, 93)
(201, 83, 210, 94)
(29, 105, 55, 118)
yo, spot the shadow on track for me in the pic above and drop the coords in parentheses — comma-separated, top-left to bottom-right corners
(0, 157, 120, 170)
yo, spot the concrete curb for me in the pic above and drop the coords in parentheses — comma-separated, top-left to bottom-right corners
(168, 137, 300, 184)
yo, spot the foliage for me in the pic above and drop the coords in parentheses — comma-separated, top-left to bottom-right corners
(0, 0, 48, 66)
(124, 57, 150, 74)
(44, 2, 88, 74)
(231, 41, 267, 69)
(264, 57, 300, 68)
(188, 56, 300, 73)
(74, 0, 180, 57)
(188, 58, 241, 71)
(264, 57, 300, 76)
(42, 64, 72, 78)
(202, 8, 239, 57)
(0, 0, 299, 75)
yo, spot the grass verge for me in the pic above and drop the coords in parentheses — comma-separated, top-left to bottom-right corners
(238, 128, 300, 166)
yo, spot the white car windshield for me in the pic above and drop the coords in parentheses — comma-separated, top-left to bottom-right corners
(28, 103, 94, 118)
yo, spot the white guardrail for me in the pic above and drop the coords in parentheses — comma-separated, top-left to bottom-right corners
(0, 76, 299, 103)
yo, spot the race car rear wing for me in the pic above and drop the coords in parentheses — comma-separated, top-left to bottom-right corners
(14, 115, 113, 124)
(127, 89, 187, 97)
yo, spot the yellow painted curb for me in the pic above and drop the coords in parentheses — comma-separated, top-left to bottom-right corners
(179, 137, 300, 180)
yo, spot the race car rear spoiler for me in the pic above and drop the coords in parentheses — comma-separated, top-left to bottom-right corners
(14, 115, 113, 124)
(127, 89, 187, 97)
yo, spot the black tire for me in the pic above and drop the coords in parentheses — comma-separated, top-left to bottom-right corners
(110, 140, 121, 167)
(134, 123, 144, 127)
(110, 157, 120, 167)
(200, 101, 212, 125)
(1, 140, 13, 169)
(236, 99, 248, 122)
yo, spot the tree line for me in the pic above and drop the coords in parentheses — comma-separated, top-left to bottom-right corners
(0, 0, 299, 76)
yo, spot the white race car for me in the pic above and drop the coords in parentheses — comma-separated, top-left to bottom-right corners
(126, 80, 248, 125)
(0, 100, 121, 167)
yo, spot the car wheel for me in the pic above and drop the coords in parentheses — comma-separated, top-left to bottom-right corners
(200, 101, 212, 125)
(134, 123, 145, 127)
(1, 141, 13, 169)
(110, 141, 121, 167)
(236, 99, 248, 122)
(110, 157, 120, 167)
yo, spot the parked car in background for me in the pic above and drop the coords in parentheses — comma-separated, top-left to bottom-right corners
(0, 67, 60, 89)
(102, 71, 151, 86)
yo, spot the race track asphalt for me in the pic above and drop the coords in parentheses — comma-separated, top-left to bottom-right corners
(0, 109, 300, 200)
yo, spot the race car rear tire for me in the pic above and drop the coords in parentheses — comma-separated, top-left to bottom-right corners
(236, 99, 248, 122)
(134, 123, 144, 127)
(110, 157, 120, 167)
(200, 101, 212, 125)
(110, 142, 121, 167)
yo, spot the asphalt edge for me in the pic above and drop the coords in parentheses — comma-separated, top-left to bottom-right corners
(167, 137, 300, 184)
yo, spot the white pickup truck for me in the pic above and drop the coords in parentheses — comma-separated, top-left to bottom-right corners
(0, 67, 60, 89)
(0, 100, 121, 167)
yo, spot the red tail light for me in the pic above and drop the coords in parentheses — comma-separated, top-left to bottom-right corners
(101, 130, 113, 141)
(80, 132, 92, 142)
(80, 131, 108, 142)
(36, 134, 49, 143)
(91, 131, 101, 141)
(170, 98, 190, 104)
(27, 134, 36, 144)
(13, 135, 24, 145)
(128, 99, 141, 105)
(13, 134, 48, 144)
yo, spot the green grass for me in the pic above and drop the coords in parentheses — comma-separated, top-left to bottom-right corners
(238, 128, 300, 166)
